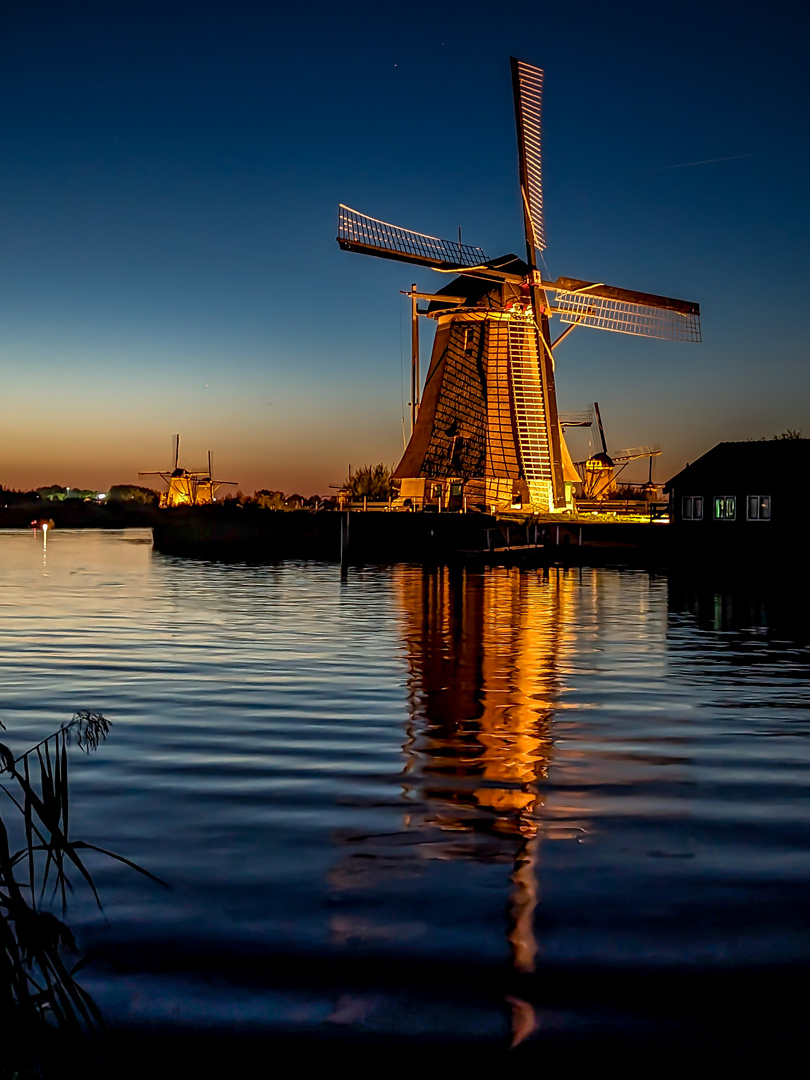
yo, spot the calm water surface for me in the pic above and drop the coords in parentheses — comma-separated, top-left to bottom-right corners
(1, 528, 808, 1047)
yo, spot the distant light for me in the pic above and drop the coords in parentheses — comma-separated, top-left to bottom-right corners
(99, 493, 106, 499)
(42, 523, 48, 533)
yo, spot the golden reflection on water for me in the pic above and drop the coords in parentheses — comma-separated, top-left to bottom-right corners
(397, 566, 576, 977)
(398, 566, 574, 824)
(330, 565, 580, 1039)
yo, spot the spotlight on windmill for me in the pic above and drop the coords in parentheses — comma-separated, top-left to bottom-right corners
(140, 435, 238, 508)
(337, 58, 700, 515)
(572, 402, 662, 501)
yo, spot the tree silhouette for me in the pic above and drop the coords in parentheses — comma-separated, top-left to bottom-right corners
(772, 429, 803, 440)
(344, 464, 393, 500)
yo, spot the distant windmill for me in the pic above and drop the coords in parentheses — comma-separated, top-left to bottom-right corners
(337, 58, 700, 514)
(140, 435, 237, 507)
(574, 402, 662, 500)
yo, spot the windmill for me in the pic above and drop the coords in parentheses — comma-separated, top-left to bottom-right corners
(572, 402, 662, 501)
(139, 435, 238, 508)
(337, 58, 700, 515)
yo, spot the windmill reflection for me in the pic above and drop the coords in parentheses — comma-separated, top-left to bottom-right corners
(330, 565, 576, 1037)
(399, 566, 571, 974)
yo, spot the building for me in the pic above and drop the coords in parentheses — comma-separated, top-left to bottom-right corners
(393, 260, 580, 515)
(664, 439, 810, 560)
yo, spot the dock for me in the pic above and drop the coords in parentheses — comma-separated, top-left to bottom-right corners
(151, 506, 671, 568)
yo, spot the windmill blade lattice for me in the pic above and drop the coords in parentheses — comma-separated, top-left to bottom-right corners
(611, 445, 662, 462)
(338, 205, 488, 270)
(551, 280, 701, 342)
(511, 59, 546, 253)
(559, 409, 594, 427)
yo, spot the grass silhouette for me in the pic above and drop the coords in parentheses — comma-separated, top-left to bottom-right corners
(0, 712, 163, 1076)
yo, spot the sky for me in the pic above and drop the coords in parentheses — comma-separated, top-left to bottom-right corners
(0, 0, 808, 495)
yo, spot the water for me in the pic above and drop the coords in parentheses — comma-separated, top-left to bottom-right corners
(1, 528, 809, 1051)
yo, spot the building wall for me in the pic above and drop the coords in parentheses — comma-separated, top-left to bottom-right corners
(393, 276, 566, 513)
(670, 488, 776, 528)
(484, 315, 521, 481)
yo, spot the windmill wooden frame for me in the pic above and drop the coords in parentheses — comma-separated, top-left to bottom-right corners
(337, 59, 701, 514)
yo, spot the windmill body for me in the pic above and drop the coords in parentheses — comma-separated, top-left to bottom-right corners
(392, 257, 580, 513)
(338, 59, 700, 515)
(140, 436, 237, 508)
(569, 402, 663, 501)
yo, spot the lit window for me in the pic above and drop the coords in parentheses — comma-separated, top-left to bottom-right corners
(747, 495, 771, 521)
(714, 496, 736, 520)
(682, 496, 703, 520)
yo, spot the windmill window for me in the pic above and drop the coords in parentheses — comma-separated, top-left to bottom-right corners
(682, 496, 703, 520)
(713, 496, 736, 521)
(462, 327, 476, 355)
(747, 495, 771, 521)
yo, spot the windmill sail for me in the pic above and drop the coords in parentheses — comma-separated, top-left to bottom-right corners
(511, 58, 564, 506)
(338, 205, 487, 270)
(550, 277, 701, 342)
(336, 57, 701, 517)
(611, 445, 661, 462)
(511, 58, 546, 254)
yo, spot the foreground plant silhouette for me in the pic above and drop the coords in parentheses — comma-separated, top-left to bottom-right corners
(0, 712, 163, 1073)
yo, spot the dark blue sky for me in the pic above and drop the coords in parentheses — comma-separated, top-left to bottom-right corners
(1, 0, 807, 492)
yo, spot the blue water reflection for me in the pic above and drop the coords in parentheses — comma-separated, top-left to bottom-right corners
(0, 529, 809, 1048)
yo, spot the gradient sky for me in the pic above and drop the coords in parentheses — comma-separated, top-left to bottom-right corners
(1, 0, 807, 495)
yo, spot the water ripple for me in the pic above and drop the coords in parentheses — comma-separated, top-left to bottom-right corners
(1, 529, 809, 1046)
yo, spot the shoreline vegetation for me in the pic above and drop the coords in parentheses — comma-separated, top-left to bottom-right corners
(0, 713, 162, 1078)
(0, 463, 394, 528)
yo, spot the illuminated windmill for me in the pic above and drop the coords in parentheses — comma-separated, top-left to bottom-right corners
(337, 58, 700, 514)
(573, 402, 662, 500)
(140, 435, 237, 508)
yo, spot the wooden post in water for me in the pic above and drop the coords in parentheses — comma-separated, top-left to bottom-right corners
(340, 511, 350, 579)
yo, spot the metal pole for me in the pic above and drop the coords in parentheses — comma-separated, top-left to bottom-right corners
(410, 283, 419, 436)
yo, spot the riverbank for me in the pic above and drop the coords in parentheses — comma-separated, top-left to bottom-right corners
(0, 500, 159, 529)
(151, 505, 670, 567)
(5, 503, 795, 570)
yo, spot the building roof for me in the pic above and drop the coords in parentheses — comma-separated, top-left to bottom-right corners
(665, 439, 810, 492)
